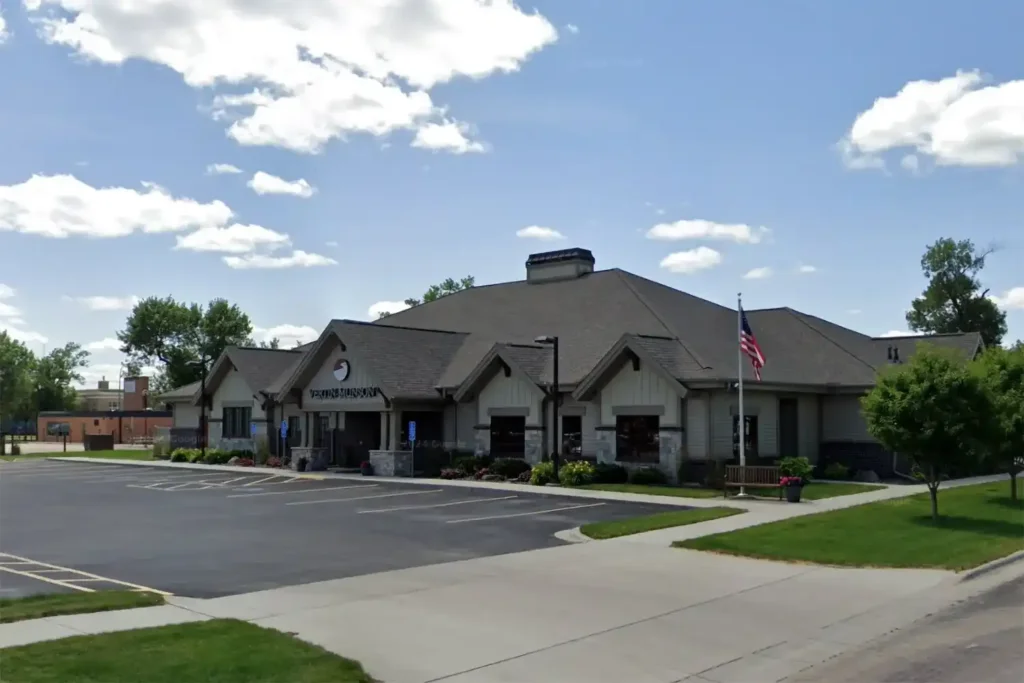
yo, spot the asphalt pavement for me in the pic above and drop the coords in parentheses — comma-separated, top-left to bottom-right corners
(787, 575, 1024, 683)
(0, 460, 678, 598)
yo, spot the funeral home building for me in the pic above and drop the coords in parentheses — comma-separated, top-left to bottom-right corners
(161, 248, 982, 480)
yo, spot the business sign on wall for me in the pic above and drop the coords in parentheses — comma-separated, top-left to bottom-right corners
(310, 358, 381, 400)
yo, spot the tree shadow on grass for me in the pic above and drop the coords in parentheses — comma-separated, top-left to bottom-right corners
(910, 515, 1024, 538)
(985, 497, 1024, 511)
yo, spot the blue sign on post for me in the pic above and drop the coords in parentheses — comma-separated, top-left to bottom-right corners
(280, 420, 288, 438)
(408, 421, 416, 442)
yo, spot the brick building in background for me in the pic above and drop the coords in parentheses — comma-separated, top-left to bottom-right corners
(38, 376, 172, 443)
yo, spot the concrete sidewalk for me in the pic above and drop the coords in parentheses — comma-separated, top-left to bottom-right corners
(4, 543, 1020, 683)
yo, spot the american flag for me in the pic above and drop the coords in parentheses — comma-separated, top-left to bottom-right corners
(740, 308, 766, 381)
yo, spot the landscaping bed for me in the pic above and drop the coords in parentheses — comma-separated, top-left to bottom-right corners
(676, 481, 1024, 570)
(580, 507, 743, 540)
(0, 619, 374, 683)
(0, 591, 165, 624)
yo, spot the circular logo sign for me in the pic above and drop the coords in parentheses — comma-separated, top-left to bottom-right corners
(333, 359, 351, 382)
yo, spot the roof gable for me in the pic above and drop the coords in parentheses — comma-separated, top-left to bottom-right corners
(453, 343, 547, 402)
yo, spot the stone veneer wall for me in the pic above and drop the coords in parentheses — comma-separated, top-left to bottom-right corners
(524, 429, 544, 464)
(369, 450, 414, 477)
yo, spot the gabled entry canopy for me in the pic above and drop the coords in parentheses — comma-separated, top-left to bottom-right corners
(453, 343, 548, 403)
(572, 334, 690, 402)
(191, 346, 304, 406)
(274, 319, 467, 404)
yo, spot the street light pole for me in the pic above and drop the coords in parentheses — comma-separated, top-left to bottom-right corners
(534, 335, 560, 479)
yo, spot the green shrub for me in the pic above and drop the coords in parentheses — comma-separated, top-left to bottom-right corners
(593, 462, 628, 484)
(703, 460, 727, 489)
(822, 461, 851, 480)
(779, 456, 813, 481)
(170, 448, 197, 463)
(530, 461, 555, 486)
(254, 437, 270, 465)
(490, 458, 532, 478)
(453, 454, 492, 475)
(558, 460, 595, 487)
(629, 466, 668, 486)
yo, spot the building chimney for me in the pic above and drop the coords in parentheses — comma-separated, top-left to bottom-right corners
(98, 378, 109, 391)
(525, 248, 595, 283)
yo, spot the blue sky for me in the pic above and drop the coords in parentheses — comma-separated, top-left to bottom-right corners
(1, 0, 1021, 387)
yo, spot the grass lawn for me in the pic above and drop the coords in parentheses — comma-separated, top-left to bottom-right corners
(582, 482, 883, 500)
(0, 619, 374, 683)
(1, 449, 152, 462)
(677, 481, 1024, 571)
(581, 507, 743, 539)
(0, 591, 165, 624)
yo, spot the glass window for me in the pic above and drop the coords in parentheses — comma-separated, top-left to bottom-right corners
(561, 415, 582, 456)
(732, 415, 758, 458)
(223, 406, 252, 439)
(615, 415, 660, 463)
(287, 416, 301, 446)
(489, 416, 526, 458)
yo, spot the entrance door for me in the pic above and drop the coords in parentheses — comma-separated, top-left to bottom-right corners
(779, 398, 799, 458)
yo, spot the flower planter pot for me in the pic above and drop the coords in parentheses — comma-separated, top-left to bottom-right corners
(785, 484, 803, 503)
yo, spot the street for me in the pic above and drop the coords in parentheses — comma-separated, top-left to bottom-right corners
(787, 575, 1024, 683)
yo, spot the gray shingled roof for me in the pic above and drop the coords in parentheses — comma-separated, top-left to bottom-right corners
(325, 320, 467, 399)
(158, 380, 201, 402)
(227, 347, 307, 393)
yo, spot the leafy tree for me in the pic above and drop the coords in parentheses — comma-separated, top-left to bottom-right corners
(117, 297, 253, 390)
(0, 332, 37, 425)
(378, 276, 476, 318)
(258, 337, 280, 349)
(974, 345, 1024, 500)
(34, 342, 90, 412)
(906, 238, 1007, 347)
(123, 359, 143, 378)
(861, 347, 995, 520)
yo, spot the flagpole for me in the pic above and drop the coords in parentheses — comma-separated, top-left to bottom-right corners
(737, 293, 747, 498)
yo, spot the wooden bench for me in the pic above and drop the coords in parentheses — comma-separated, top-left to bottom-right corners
(724, 465, 783, 499)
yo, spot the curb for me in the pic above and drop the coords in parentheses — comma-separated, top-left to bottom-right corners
(958, 549, 1024, 582)
(553, 527, 592, 544)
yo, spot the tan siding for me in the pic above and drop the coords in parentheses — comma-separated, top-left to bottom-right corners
(822, 395, 873, 441)
(685, 392, 709, 459)
(599, 360, 681, 426)
(476, 371, 542, 425)
(303, 347, 386, 411)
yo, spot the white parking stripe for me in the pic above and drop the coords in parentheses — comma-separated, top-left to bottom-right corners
(358, 495, 518, 514)
(239, 474, 294, 487)
(287, 488, 444, 506)
(446, 502, 606, 524)
(0, 565, 93, 592)
(228, 484, 378, 499)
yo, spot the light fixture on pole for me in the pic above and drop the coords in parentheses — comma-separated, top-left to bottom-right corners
(534, 335, 560, 479)
(187, 358, 208, 462)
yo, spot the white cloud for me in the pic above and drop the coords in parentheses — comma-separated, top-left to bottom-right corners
(646, 219, 769, 244)
(247, 172, 317, 198)
(2, 324, 48, 345)
(841, 70, 1024, 169)
(0, 4, 8, 44)
(900, 154, 920, 173)
(516, 225, 565, 241)
(990, 286, 1024, 310)
(86, 337, 122, 352)
(175, 224, 290, 254)
(252, 324, 319, 348)
(659, 247, 722, 274)
(369, 300, 412, 318)
(743, 267, 772, 280)
(0, 283, 19, 317)
(797, 265, 818, 274)
(26, 0, 557, 155)
(223, 250, 337, 270)
(0, 174, 233, 238)
(411, 120, 486, 154)
(206, 163, 243, 175)
(66, 295, 140, 311)
(565, 24, 579, 34)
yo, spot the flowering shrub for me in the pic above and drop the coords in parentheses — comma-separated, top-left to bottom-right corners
(516, 470, 532, 483)
(266, 457, 283, 468)
(474, 468, 490, 480)
(490, 458, 532, 479)
(530, 461, 555, 486)
(439, 468, 463, 480)
(558, 460, 596, 487)
(236, 457, 255, 467)
(779, 476, 804, 487)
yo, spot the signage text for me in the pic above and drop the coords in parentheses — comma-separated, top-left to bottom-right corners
(309, 387, 381, 400)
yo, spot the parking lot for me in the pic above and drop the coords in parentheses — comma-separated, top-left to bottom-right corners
(0, 460, 678, 598)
